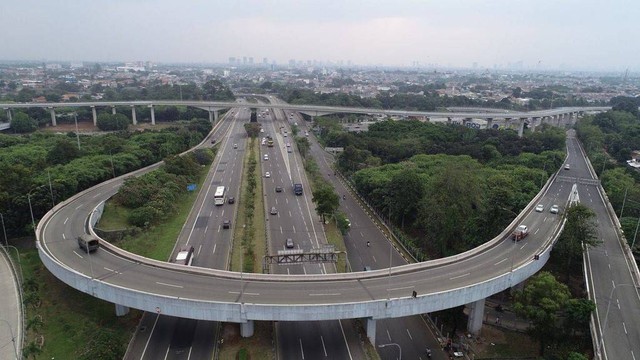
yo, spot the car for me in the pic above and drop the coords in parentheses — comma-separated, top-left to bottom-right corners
(260, 128, 265, 133)
(287, 148, 292, 153)
(345, 218, 351, 228)
(263, 154, 269, 161)
(286, 143, 291, 147)
(233, 143, 238, 149)
(265, 171, 271, 178)
(275, 186, 283, 193)
(535, 204, 544, 212)
(228, 197, 235, 204)
(283, 133, 288, 137)
(305, 131, 309, 137)
(564, 164, 570, 170)
(270, 206, 278, 215)
(223, 220, 231, 229)
(363, 266, 372, 271)
(550, 205, 559, 214)
(285, 238, 294, 249)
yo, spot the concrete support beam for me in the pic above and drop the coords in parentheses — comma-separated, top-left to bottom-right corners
(425, 117, 430, 123)
(486, 118, 493, 129)
(111, 106, 116, 115)
(208, 110, 213, 123)
(240, 320, 254, 337)
(149, 105, 156, 125)
(130, 105, 137, 125)
(366, 317, 376, 345)
(115, 304, 130, 316)
(214, 110, 219, 123)
(531, 117, 540, 133)
(49, 108, 57, 126)
(5, 109, 12, 122)
(91, 106, 97, 125)
(466, 298, 485, 336)
(517, 118, 525, 138)
(447, 117, 452, 124)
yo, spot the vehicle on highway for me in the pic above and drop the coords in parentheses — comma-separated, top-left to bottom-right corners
(285, 238, 294, 249)
(564, 164, 570, 170)
(228, 196, 235, 204)
(286, 143, 291, 147)
(511, 225, 529, 241)
(214, 186, 226, 206)
(550, 205, 559, 214)
(293, 183, 303, 195)
(535, 204, 544, 212)
(260, 128, 264, 133)
(287, 147, 292, 153)
(265, 171, 271, 178)
(233, 143, 238, 149)
(223, 220, 231, 229)
(304, 131, 309, 137)
(363, 266, 372, 271)
(77, 235, 99, 253)
(270, 206, 278, 215)
(264, 154, 269, 160)
(175, 246, 195, 266)
(275, 186, 283, 193)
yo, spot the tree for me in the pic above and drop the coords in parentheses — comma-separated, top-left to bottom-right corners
(10, 112, 37, 133)
(513, 271, 571, 356)
(244, 123, 261, 138)
(554, 203, 601, 274)
(564, 298, 595, 336)
(312, 183, 340, 222)
(47, 138, 81, 165)
(96, 113, 130, 131)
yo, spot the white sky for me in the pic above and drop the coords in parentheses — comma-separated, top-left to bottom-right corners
(1, 0, 638, 71)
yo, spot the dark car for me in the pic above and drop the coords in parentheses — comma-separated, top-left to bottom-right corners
(228, 197, 235, 204)
(275, 186, 283, 193)
(223, 220, 231, 229)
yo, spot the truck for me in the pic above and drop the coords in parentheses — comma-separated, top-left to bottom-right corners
(267, 137, 274, 147)
(293, 183, 303, 195)
(511, 225, 529, 241)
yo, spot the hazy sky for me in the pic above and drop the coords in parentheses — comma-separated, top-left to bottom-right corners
(2, 0, 638, 71)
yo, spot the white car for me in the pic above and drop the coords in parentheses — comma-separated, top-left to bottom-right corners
(265, 171, 271, 178)
(550, 205, 559, 214)
(564, 164, 570, 170)
(535, 204, 544, 212)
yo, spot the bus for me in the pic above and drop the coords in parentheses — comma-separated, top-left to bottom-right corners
(214, 186, 226, 206)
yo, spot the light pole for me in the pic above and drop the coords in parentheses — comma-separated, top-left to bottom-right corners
(378, 343, 401, 360)
(73, 112, 81, 150)
(0, 212, 8, 247)
(0, 318, 18, 360)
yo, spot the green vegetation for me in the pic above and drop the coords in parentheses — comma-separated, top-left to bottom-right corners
(554, 203, 601, 276)
(96, 113, 130, 131)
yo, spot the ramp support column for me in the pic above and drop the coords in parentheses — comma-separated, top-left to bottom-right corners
(115, 304, 129, 316)
(240, 320, 254, 337)
(486, 118, 493, 129)
(214, 110, 219, 123)
(130, 105, 137, 125)
(366, 318, 377, 345)
(517, 118, 525, 137)
(467, 298, 485, 336)
(91, 106, 97, 125)
(208, 110, 214, 123)
(49, 108, 57, 126)
(111, 106, 116, 115)
(6, 108, 12, 121)
(149, 105, 156, 125)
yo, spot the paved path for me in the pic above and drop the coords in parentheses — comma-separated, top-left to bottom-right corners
(0, 250, 21, 360)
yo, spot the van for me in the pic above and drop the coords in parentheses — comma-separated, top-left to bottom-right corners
(77, 235, 99, 253)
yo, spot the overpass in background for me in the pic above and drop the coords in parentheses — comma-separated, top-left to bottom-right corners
(1, 100, 611, 136)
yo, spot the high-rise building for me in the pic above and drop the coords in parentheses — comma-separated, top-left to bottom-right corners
(249, 57, 254, 65)
(229, 57, 236, 64)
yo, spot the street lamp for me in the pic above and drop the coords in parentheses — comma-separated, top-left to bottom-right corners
(0, 318, 19, 360)
(378, 343, 402, 360)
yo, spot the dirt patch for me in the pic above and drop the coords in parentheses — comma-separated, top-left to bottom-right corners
(470, 325, 538, 358)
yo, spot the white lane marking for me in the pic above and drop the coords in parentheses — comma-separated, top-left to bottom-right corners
(64, 217, 69, 225)
(204, 225, 209, 233)
(104, 267, 117, 273)
(309, 293, 341, 296)
(338, 320, 354, 360)
(197, 245, 202, 256)
(534, 228, 540, 234)
(520, 243, 527, 250)
(140, 314, 161, 359)
(212, 244, 217, 255)
(372, 255, 377, 263)
(280, 226, 283, 234)
(73, 251, 83, 258)
(299, 338, 305, 360)
(62, 233, 66, 240)
(92, 192, 102, 198)
(623, 322, 628, 335)
(494, 258, 508, 265)
(387, 329, 392, 341)
(450, 273, 470, 280)
(320, 335, 328, 357)
(406, 328, 413, 340)
(75, 204, 83, 210)
(388, 286, 413, 292)
(228, 291, 260, 296)
(617, 299, 620, 309)
(163, 345, 170, 360)
(287, 268, 290, 275)
(156, 282, 183, 289)
(292, 225, 296, 233)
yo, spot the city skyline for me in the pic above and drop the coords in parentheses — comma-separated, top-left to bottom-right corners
(1, 0, 639, 71)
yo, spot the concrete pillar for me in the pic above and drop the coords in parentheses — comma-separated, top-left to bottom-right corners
(366, 318, 376, 345)
(425, 117, 430, 123)
(130, 105, 137, 125)
(447, 117, 452, 124)
(208, 110, 213, 123)
(531, 117, 540, 133)
(555, 115, 561, 127)
(5, 109, 11, 122)
(466, 298, 485, 336)
(111, 106, 116, 115)
(517, 118, 525, 138)
(115, 304, 130, 316)
(91, 106, 97, 125)
(486, 118, 493, 129)
(240, 320, 254, 337)
(149, 105, 155, 125)
(214, 110, 219, 123)
(49, 108, 57, 126)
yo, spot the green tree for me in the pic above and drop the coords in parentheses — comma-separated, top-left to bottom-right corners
(295, 137, 310, 158)
(564, 298, 595, 336)
(566, 352, 589, 360)
(10, 112, 37, 133)
(96, 113, 130, 131)
(47, 138, 81, 165)
(555, 203, 601, 275)
(244, 123, 261, 138)
(513, 271, 571, 356)
(388, 165, 423, 227)
(312, 183, 340, 222)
